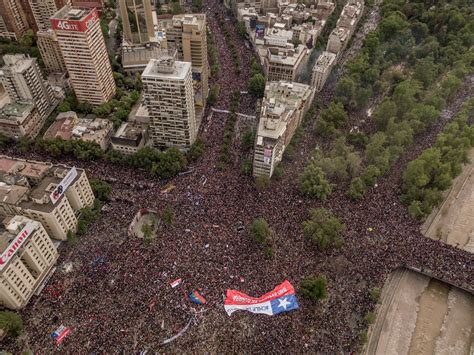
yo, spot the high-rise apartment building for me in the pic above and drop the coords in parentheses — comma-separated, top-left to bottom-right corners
(263, 44, 308, 82)
(37, 29, 67, 74)
(142, 56, 197, 149)
(159, 14, 209, 120)
(0, 156, 95, 240)
(0, 101, 43, 139)
(28, 0, 60, 31)
(0, 54, 56, 118)
(253, 81, 313, 178)
(51, 6, 116, 105)
(0, 0, 30, 40)
(0, 215, 58, 310)
(119, 0, 155, 45)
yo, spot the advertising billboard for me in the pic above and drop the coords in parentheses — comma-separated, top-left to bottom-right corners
(0, 222, 36, 271)
(50, 167, 78, 205)
(256, 25, 265, 39)
(50, 8, 99, 33)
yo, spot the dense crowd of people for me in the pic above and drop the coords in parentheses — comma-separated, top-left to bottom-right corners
(2, 0, 473, 353)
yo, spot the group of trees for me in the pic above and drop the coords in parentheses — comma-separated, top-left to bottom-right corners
(302, 208, 345, 251)
(304, 0, 473, 201)
(0, 311, 23, 338)
(402, 98, 474, 218)
(207, 84, 220, 106)
(248, 58, 265, 98)
(218, 17, 241, 74)
(219, 90, 241, 168)
(249, 218, 274, 258)
(207, 30, 220, 77)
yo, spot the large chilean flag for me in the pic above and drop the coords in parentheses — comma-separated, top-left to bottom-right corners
(224, 280, 299, 316)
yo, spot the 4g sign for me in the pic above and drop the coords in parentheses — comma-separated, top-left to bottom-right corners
(50, 8, 98, 33)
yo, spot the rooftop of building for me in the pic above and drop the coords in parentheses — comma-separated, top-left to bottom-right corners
(257, 81, 312, 140)
(122, 45, 168, 68)
(0, 183, 28, 206)
(0, 101, 35, 121)
(113, 122, 147, 140)
(0, 54, 35, 73)
(0, 156, 51, 180)
(142, 57, 191, 80)
(44, 112, 112, 142)
(267, 44, 307, 65)
(330, 26, 350, 41)
(52, 6, 93, 20)
(313, 51, 337, 72)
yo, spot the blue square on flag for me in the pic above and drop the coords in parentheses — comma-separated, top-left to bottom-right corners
(270, 294, 299, 315)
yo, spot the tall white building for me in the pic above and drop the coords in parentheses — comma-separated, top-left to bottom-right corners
(51, 6, 116, 105)
(142, 56, 197, 149)
(0, 215, 58, 310)
(0, 54, 56, 118)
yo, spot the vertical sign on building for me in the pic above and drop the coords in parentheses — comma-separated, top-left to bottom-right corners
(0, 222, 36, 270)
(50, 167, 78, 204)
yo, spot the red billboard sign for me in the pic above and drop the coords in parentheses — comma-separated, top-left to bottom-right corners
(0, 222, 36, 271)
(51, 8, 99, 33)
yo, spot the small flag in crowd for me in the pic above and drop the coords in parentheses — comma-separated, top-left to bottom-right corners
(189, 291, 207, 305)
(51, 325, 71, 344)
(224, 280, 299, 316)
(170, 278, 182, 288)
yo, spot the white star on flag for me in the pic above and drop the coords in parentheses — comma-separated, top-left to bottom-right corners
(278, 297, 291, 310)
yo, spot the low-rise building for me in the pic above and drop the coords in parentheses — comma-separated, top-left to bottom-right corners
(0, 101, 42, 139)
(311, 50, 336, 91)
(0, 156, 95, 240)
(253, 81, 313, 178)
(0, 215, 58, 309)
(43, 112, 114, 151)
(263, 44, 308, 82)
(111, 122, 149, 155)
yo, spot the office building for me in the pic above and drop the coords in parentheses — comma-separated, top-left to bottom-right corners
(0, 101, 43, 139)
(142, 56, 197, 149)
(51, 6, 116, 105)
(44, 111, 114, 150)
(253, 81, 313, 177)
(119, 0, 155, 45)
(311, 51, 336, 91)
(0, 156, 95, 240)
(158, 14, 209, 120)
(37, 29, 67, 74)
(263, 44, 308, 82)
(0, 54, 56, 118)
(0, 215, 58, 310)
(111, 122, 148, 155)
(0, 0, 30, 40)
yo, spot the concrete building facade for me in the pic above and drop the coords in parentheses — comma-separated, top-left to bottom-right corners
(253, 81, 313, 178)
(159, 14, 209, 120)
(311, 50, 336, 92)
(111, 122, 148, 155)
(263, 44, 308, 82)
(119, 0, 154, 45)
(0, 215, 58, 309)
(0, 156, 95, 241)
(37, 29, 68, 74)
(142, 56, 197, 149)
(0, 0, 30, 40)
(51, 6, 116, 105)
(0, 101, 43, 139)
(0, 54, 56, 118)
(28, 0, 62, 31)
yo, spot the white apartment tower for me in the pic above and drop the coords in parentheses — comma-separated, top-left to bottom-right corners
(0, 54, 55, 118)
(51, 6, 116, 105)
(142, 56, 197, 149)
(28, 0, 60, 31)
(0, 215, 58, 309)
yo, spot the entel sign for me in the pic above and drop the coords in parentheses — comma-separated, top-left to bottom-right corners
(50, 8, 98, 33)
(0, 222, 36, 271)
